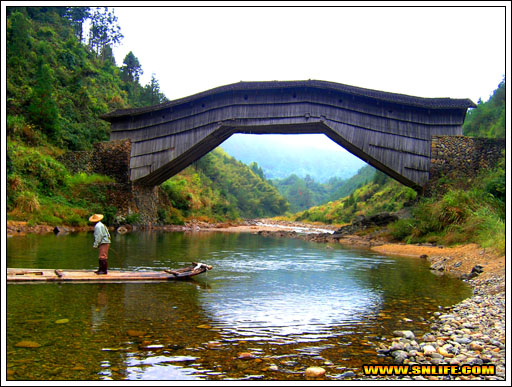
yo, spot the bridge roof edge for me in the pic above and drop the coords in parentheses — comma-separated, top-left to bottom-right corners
(100, 80, 477, 121)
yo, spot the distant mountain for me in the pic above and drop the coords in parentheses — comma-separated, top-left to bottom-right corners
(219, 134, 366, 183)
(271, 164, 377, 213)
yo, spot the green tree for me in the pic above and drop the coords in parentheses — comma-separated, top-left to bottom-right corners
(6, 11, 34, 115)
(250, 162, 265, 180)
(7, 11, 32, 64)
(121, 51, 143, 83)
(373, 169, 389, 186)
(88, 7, 123, 62)
(463, 79, 505, 138)
(140, 73, 168, 106)
(121, 51, 144, 102)
(64, 6, 91, 42)
(28, 61, 60, 141)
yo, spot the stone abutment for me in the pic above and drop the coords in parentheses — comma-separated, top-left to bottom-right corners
(426, 135, 505, 196)
(58, 139, 166, 225)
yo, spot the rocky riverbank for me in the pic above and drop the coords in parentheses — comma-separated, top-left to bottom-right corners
(369, 274, 506, 381)
(5, 218, 338, 237)
(5, 219, 251, 236)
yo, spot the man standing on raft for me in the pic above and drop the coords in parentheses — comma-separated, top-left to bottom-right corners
(89, 214, 111, 275)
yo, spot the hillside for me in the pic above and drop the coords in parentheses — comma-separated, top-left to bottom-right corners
(160, 148, 289, 224)
(5, 6, 288, 226)
(6, 7, 167, 152)
(291, 170, 417, 225)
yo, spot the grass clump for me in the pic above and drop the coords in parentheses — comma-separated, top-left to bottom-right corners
(389, 157, 505, 255)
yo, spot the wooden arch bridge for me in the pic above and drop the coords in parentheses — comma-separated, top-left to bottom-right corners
(101, 80, 475, 190)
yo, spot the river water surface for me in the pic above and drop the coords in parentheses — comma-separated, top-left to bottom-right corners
(6, 230, 471, 381)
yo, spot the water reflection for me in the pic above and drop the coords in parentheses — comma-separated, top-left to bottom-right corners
(6, 231, 472, 381)
(200, 247, 385, 341)
(124, 355, 199, 380)
(91, 284, 108, 332)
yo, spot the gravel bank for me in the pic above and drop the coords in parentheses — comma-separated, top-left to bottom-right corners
(371, 274, 506, 381)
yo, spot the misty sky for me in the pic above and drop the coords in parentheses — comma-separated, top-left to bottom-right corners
(111, 5, 505, 104)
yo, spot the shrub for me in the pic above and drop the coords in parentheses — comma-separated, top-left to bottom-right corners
(389, 219, 415, 242)
(435, 190, 474, 227)
(66, 172, 114, 187)
(7, 115, 45, 145)
(124, 212, 141, 225)
(482, 159, 506, 205)
(64, 211, 88, 227)
(157, 209, 167, 224)
(161, 178, 191, 211)
(14, 190, 40, 213)
(472, 207, 505, 254)
(8, 142, 68, 194)
(165, 207, 185, 225)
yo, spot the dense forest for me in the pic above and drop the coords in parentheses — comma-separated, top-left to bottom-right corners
(161, 149, 288, 223)
(6, 7, 167, 151)
(5, 6, 287, 226)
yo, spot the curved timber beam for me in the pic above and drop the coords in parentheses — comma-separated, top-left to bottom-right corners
(101, 80, 475, 189)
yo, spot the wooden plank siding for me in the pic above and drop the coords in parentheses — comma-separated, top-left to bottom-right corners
(101, 80, 475, 188)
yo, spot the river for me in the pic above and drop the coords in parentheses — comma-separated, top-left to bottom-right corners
(6, 230, 472, 381)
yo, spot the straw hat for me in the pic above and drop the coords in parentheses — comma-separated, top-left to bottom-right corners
(89, 214, 104, 223)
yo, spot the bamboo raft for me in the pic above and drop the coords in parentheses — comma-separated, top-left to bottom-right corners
(7, 263, 212, 283)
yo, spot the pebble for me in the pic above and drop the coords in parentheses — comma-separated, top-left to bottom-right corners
(238, 352, 256, 360)
(140, 344, 164, 350)
(207, 341, 223, 349)
(393, 330, 415, 340)
(375, 275, 505, 380)
(14, 340, 41, 348)
(338, 370, 356, 378)
(305, 367, 326, 378)
(126, 330, 146, 337)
